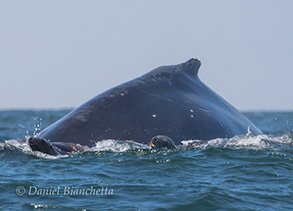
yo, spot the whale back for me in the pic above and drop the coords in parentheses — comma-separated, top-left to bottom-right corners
(37, 58, 261, 145)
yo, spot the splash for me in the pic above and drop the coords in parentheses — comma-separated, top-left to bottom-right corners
(0, 139, 68, 159)
(1, 133, 292, 159)
(17, 114, 44, 140)
(91, 139, 149, 152)
(182, 133, 293, 150)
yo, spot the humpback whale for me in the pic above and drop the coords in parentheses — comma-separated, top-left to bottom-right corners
(31, 58, 261, 154)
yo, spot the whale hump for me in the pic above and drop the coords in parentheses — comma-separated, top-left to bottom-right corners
(36, 58, 262, 146)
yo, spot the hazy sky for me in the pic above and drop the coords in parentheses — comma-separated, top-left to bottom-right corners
(1, 1, 292, 111)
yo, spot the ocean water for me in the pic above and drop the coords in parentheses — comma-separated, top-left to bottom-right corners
(0, 110, 292, 211)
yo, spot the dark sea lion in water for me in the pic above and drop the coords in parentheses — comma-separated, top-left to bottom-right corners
(28, 137, 86, 156)
(27, 135, 174, 155)
(32, 58, 261, 151)
(150, 135, 176, 149)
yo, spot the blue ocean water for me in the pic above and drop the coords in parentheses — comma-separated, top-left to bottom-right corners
(0, 110, 292, 210)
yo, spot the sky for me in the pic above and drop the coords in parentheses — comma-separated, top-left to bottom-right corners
(0, 0, 292, 111)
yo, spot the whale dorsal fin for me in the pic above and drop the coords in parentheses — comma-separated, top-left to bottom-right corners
(180, 58, 201, 76)
(143, 58, 201, 79)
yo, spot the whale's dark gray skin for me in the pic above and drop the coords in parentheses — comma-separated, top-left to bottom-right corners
(36, 58, 261, 146)
(150, 135, 176, 149)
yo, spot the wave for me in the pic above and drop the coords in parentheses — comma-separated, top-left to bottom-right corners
(182, 133, 293, 151)
(0, 140, 68, 159)
(1, 133, 292, 159)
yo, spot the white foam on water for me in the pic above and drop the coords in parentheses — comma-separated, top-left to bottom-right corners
(0, 139, 68, 159)
(182, 133, 293, 150)
(91, 139, 150, 152)
(1, 133, 292, 159)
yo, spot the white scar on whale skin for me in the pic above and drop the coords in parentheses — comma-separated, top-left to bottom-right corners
(190, 109, 194, 118)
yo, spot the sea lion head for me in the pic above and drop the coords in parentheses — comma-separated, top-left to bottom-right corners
(150, 135, 176, 149)
(28, 137, 59, 156)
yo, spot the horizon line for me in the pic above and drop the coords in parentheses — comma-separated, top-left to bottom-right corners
(0, 107, 292, 113)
